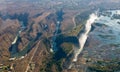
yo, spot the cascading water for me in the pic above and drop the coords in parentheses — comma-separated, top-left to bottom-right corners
(73, 13, 98, 62)
(9, 21, 25, 58)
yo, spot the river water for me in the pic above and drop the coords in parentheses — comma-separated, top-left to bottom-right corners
(73, 10, 120, 62)
(73, 13, 98, 62)
(70, 10, 120, 70)
(50, 9, 63, 52)
(9, 22, 24, 56)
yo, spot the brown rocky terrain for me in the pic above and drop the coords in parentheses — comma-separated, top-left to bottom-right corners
(0, 0, 120, 72)
(0, 18, 20, 63)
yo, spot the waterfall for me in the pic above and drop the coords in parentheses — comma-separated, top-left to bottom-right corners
(11, 22, 23, 45)
(73, 13, 98, 62)
(12, 36, 18, 44)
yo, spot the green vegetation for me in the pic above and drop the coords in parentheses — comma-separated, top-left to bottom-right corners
(88, 60, 120, 72)
(42, 37, 64, 72)
(68, 24, 83, 36)
(45, 59, 63, 72)
(42, 35, 75, 72)
(61, 43, 73, 56)
(0, 65, 11, 72)
(67, 10, 91, 36)
(26, 21, 35, 36)
(41, 10, 94, 72)
(39, 59, 48, 72)
(75, 10, 92, 26)
(42, 37, 51, 52)
(11, 33, 41, 58)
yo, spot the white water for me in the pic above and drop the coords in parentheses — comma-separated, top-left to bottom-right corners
(11, 30, 22, 45)
(11, 21, 23, 45)
(12, 36, 18, 44)
(73, 13, 98, 62)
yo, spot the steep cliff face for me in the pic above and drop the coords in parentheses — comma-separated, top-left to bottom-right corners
(0, 0, 120, 72)
(26, 12, 58, 39)
(0, 11, 58, 72)
(0, 18, 20, 62)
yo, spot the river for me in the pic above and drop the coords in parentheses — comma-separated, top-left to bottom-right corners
(69, 9, 120, 70)
(73, 13, 98, 62)
(9, 22, 24, 56)
(50, 9, 63, 52)
(9, 21, 36, 58)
